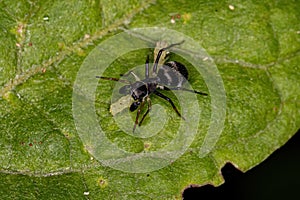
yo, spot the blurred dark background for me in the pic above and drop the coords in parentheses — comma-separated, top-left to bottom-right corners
(183, 129, 300, 200)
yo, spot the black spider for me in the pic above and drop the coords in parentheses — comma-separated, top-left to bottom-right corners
(97, 41, 207, 132)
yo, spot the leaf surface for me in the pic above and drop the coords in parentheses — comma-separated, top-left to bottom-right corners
(0, 0, 299, 199)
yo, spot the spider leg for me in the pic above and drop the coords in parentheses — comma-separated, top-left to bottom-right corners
(152, 41, 185, 75)
(129, 71, 140, 81)
(96, 76, 130, 84)
(161, 86, 208, 96)
(117, 71, 140, 82)
(138, 97, 152, 127)
(133, 100, 145, 132)
(145, 55, 150, 78)
(153, 90, 185, 120)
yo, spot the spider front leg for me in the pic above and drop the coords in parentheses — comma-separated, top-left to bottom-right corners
(152, 41, 185, 75)
(96, 76, 130, 84)
(145, 55, 150, 78)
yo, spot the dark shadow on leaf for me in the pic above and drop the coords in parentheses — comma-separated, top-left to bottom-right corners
(183, 129, 300, 200)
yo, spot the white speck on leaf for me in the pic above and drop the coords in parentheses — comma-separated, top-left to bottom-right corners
(83, 192, 89, 195)
(203, 57, 209, 61)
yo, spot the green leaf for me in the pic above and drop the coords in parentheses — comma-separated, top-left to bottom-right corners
(1, 0, 299, 199)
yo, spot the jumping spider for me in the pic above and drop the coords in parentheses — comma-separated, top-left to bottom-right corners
(97, 41, 207, 132)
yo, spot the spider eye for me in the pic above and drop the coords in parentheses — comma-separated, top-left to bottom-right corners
(130, 101, 140, 112)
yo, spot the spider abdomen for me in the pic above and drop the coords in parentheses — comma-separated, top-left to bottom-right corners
(157, 61, 188, 87)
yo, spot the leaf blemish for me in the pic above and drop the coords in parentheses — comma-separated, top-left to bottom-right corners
(144, 142, 152, 151)
(229, 5, 235, 10)
(98, 177, 108, 188)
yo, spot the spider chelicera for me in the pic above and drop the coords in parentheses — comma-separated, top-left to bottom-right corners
(97, 41, 207, 132)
